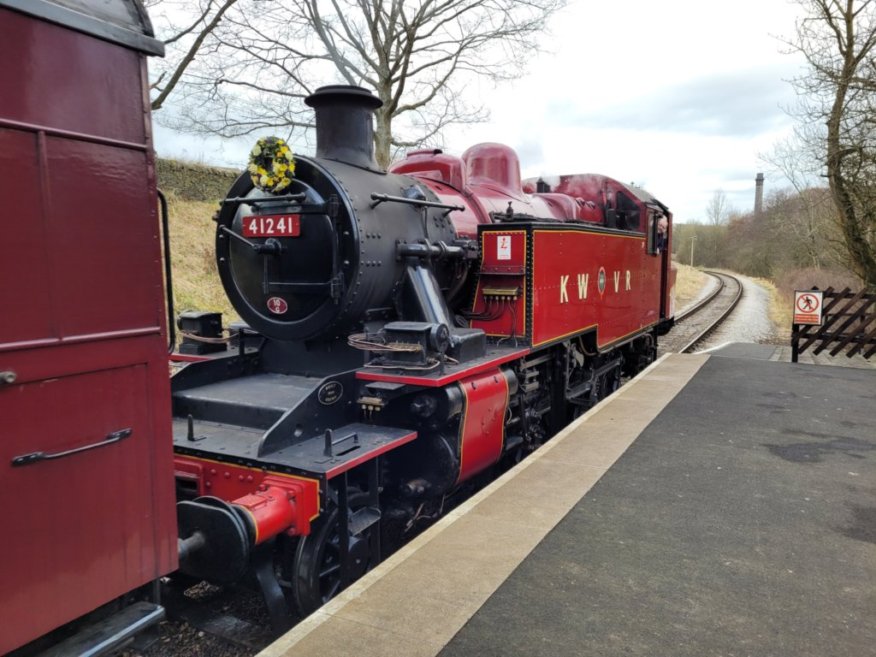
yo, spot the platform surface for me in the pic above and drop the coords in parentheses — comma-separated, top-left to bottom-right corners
(260, 349, 876, 657)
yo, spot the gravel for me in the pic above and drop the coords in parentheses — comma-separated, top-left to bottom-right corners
(697, 273, 778, 348)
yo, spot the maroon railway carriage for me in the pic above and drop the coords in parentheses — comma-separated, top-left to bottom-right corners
(0, 1, 175, 654)
(168, 86, 676, 625)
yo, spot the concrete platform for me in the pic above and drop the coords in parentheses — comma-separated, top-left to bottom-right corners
(770, 344, 876, 369)
(259, 350, 876, 657)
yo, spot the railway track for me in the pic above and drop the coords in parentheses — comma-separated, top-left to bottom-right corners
(661, 271, 744, 354)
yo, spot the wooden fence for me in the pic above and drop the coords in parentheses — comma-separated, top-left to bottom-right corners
(791, 287, 876, 362)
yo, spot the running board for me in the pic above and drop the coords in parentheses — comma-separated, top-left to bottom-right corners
(39, 602, 164, 657)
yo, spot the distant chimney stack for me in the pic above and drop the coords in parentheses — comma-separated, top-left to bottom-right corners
(754, 172, 765, 216)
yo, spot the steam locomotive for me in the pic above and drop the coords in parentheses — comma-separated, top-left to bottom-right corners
(2, 1, 675, 652)
(171, 85, 675, 625)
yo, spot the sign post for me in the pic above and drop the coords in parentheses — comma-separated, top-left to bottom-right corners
(791, 290, 824, 362)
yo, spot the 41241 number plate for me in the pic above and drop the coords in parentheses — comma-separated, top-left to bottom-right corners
(242, 214, 301, 237)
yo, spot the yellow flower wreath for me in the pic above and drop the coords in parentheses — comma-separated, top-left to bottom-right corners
(248, 137, 296, 193)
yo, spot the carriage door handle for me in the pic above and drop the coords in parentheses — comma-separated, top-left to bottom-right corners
(11, 428, 133, 467)
(0, 370, 16, 385)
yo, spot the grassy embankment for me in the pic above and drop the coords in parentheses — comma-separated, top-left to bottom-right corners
(762, 267, 862, 340)
(672, 263, 707, 310)
(159, 159, 240, 323)
(166, 195, 240, 322)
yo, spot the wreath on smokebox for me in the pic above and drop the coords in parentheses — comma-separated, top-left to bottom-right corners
(247, 136, 295, 193)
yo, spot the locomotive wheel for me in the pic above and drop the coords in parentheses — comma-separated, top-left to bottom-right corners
(590, 362, 621, 405)
(292, 492, 374, 617)
(603, 364, 622, 395)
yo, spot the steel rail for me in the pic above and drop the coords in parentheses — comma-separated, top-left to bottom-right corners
(675, 271, 725, 323)
(679, 272, 744, 353)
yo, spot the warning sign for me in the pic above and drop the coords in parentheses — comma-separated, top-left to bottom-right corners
(794, 290, 823, 325)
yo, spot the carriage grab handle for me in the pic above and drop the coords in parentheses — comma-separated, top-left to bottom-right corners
(11, 428, 133, 467)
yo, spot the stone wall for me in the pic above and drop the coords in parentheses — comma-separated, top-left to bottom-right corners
(156, 158, 240, 201)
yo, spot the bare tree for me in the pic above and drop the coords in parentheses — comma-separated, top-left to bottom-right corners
(155, 0, 566, 168)
(703, 190, 734, 266)
(785, 0, 876, 289)
(762, 137, 843, 269)
(146, 0, 240, 112)
(705, 190, 730, 226)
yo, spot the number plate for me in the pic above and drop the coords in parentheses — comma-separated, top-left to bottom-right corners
(242, 214, 301, 237)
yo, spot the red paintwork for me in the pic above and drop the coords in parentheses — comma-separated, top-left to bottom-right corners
(456, 369, 510, 483)
(529, 229, 661, 347)
(391, 145, 672, 242)
(464, 143, 524, 194)
(0, 8, 176, 654)
(174, 427, 416, 538)
(470, 231, 527, 337)
(355, 348, 530, 387)
(389, 149, 483, 239)
(171, 353, 212, 363)
(523, 173, 623, 216)
(391, 149, 467, 190)
(460, 144, 563, 224)
(480, 230, 527, 274)
(174, 456, 320, 535)
(0, 10, 147, 144)
(233, 485, 302, 543)
(392, 143, 674, 349)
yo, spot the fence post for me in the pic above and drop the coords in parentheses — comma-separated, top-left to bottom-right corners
(791, 324, 799, 363)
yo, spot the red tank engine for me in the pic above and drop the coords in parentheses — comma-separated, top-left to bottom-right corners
(169, 86, 676, 623)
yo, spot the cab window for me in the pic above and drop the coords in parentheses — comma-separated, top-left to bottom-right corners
(615, 191, 642, 231)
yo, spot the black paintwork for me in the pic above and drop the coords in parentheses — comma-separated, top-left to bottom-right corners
(216, 156, 460, 343)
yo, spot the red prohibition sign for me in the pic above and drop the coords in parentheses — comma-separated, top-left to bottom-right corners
(796, 293, 820, 313)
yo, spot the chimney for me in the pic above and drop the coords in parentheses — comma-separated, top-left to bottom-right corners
(304, 85, 382, 169)
(754, 172, 764, 216)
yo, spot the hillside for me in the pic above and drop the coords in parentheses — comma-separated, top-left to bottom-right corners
(158, 159, 241, 323)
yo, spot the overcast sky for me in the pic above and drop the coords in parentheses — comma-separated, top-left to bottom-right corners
(153, 0, 808, 223)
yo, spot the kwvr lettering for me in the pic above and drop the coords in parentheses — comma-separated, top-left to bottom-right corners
(558, 269, 632, 302)
(577, 273, 589, 300)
